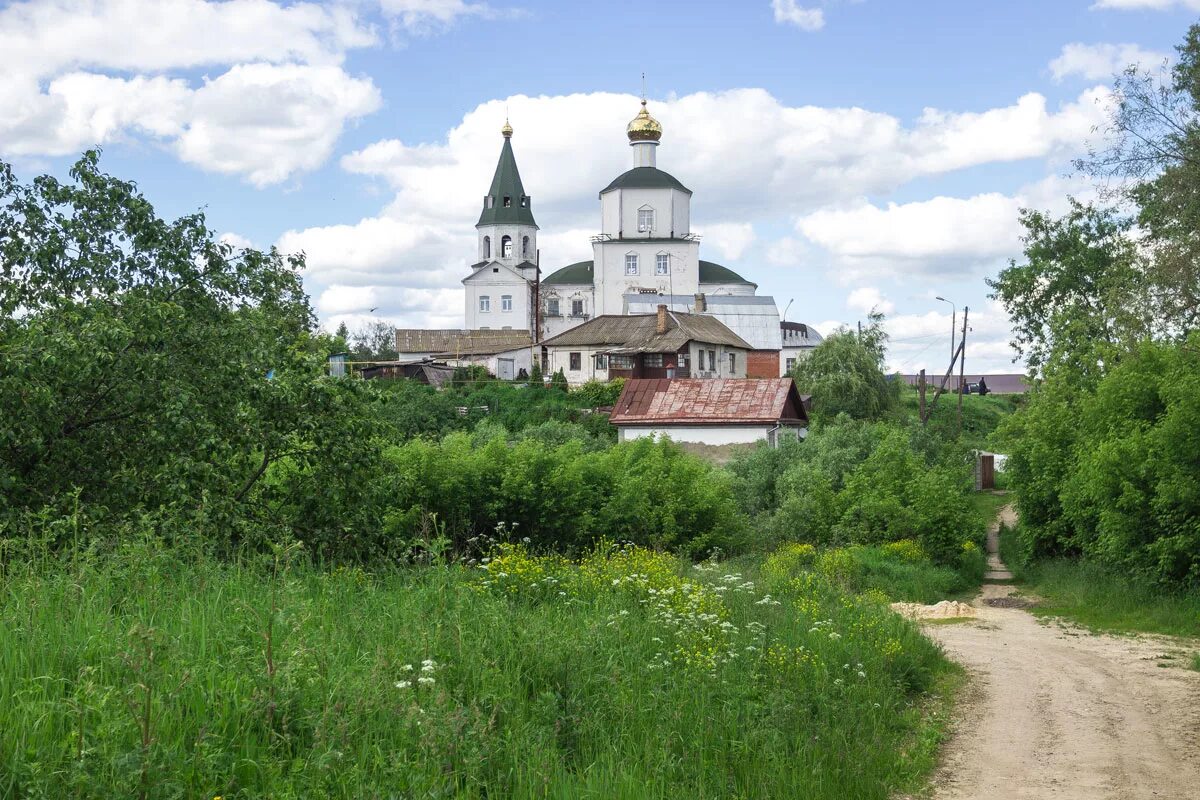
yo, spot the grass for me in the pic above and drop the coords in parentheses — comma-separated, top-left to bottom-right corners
(0, 537, 956, 799)
(998, 526, 1200, 639)
(967, 491, 1011, 526)
(899, 388, 1022, 452)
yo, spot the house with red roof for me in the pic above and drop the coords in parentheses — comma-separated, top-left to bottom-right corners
(610, 378, 809, 447)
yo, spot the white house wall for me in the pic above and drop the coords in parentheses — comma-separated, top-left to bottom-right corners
(543, 344, 610, 385)
(593, 239, 700, 316)
(618, 424, 805, 446)
(688, 342, 748, 379)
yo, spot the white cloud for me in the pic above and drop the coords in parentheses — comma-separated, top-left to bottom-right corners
(1049, 42, 1168, 81)
(797, 193, 1024, 277)
(696, 223, 756, 260)
(0, 0, 392, 184)
(881, 301, 1018, 375)
(379, 0, 497, 34)
(793, 174, 1098, 282)
(1092, 0, 1200, 9)
(846, 287, 895, 315)
(772, 0, 824, 31)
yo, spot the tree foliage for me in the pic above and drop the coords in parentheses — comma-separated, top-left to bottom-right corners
(0, 152, 377, 548)
(790, 313, 898, 423)
(987, 202, 1151, 378)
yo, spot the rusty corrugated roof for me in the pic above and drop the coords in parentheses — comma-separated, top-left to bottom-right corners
(610, 378, 809, 425)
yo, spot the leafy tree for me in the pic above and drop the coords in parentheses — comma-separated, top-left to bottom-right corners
(790, 313, 897, 423)
(987, 202, 1151, 379)
(1077, 24, 1200, 330)
(0, 152, 377, 550)
(349, 319, 398, 361)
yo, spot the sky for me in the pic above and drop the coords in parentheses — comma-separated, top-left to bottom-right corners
(1, 0, 1196, 374)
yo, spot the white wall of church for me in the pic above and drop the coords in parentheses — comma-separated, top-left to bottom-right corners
(593, 239, 700, 316)
(478, 224, 537, 264)
(540, 284, 595, 339)
(599, 187, 690, 238)
(464, 266, 531, 331)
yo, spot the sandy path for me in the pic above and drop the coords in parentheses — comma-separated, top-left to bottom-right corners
(925, 504, 1200, 800)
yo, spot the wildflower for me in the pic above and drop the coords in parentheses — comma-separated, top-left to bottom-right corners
(857, 671, 866, 678)
(418, 676, 436, 686)
(402, 664, 415, 672)
(395, 680, 412, 689)
(828, 632, 841, 640)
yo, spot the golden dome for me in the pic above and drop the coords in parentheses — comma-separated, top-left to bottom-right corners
(627, 99, 662, 142)
(501, 118, 513, 138)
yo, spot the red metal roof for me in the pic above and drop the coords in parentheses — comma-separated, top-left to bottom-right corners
(610, 379, 809, 426)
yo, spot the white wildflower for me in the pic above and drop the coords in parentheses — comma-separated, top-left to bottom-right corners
(395, 680, 412, 689)
(418, 676, 436, 686)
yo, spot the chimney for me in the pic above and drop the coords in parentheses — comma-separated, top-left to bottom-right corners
(693, 293, 706, 313)
(656, 304, 668, 335)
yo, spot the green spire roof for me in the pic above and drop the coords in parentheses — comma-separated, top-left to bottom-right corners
(477, 132, 538, 228)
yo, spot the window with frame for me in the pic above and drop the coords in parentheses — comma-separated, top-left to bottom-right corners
(708, 349, 716, 371)
(609, 354, 636, 370)
(503, 196, 512, 207)
(729, 352, 736, 372)
(677, 352, 688, 369)
(637, 208, 655, 233)
(594, 353, 608, 370)
(501, 295, 512, 312)
(656, 253, 669, 275)
(569, 352, 582, 371)
(571, 299, 584, 317)
(479, 296, 491, 312)
(547, 298, 560, 316)
(625, 254, 639, 275)
(502, 236, 513, 258)
(643, 353, 664, 368)
(786, 358, 795, 372)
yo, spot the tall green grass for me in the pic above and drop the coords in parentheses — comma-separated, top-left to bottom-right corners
(999, 526, 1200, 638)
(0, 538, 953, 799)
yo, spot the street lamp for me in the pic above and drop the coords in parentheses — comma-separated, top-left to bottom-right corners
(935, 296, 956, 364)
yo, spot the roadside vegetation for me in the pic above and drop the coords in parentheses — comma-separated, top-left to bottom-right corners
(984, 23, 1200, 639)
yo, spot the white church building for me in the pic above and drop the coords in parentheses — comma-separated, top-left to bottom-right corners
(396, 99, 822, 378)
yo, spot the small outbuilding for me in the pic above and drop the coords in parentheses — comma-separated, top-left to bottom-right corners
(610, 377, 809, 446)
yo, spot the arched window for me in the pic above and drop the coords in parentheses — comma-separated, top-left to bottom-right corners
(522, 236, 530, 258)
(483, 236, 491, 259)
(502, 235, 513, 258)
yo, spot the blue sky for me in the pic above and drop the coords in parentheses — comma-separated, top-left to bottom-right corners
(2, 0, 1195, 372)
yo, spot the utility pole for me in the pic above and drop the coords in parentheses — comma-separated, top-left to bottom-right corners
(957, 306, 969, 438)
(918, 368, 926, 425)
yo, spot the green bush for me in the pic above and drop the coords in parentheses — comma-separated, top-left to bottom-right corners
(1004, 337, 1200, 587)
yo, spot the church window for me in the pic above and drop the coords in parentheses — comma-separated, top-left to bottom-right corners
(503, 196, 512, 207)
(656, 254, 669, 275)
(638, 208, 655, 233)
(483, 236, 491, 259)
(502, 236, 513, 258)
(522, 236, 530, 258)
(571, 299, 584, 317)
(569, 352, 581, 371)
(485, 196, 494, 208)
(501, 295, 513, 312)
(547, 298, 560, 316)
(625, 254, 639, 275)
(520, 196, 528, 207)
(479, 296, 491, 312)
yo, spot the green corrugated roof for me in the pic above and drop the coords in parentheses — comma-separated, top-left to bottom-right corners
(542, 259, 753, 286)
(699, 260, 754, 286)
(542, 260, 594, 285)
(477, 137, 538, 228)
(600, 167, 692, 195)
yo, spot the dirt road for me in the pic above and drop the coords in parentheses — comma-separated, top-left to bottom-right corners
(925, 504, 1200, 799)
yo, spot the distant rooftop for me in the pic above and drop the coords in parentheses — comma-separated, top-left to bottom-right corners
(610, 378, 809, 426)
